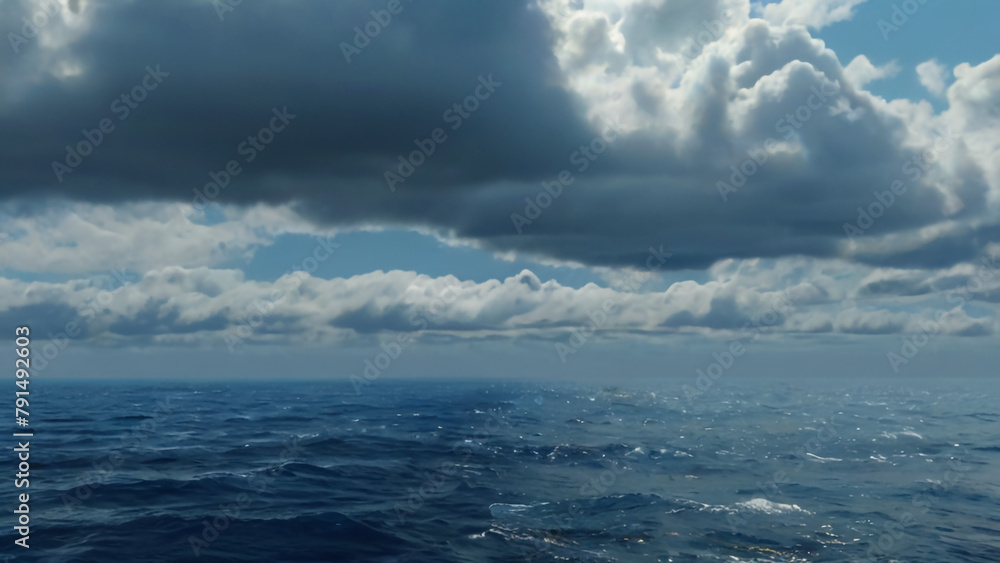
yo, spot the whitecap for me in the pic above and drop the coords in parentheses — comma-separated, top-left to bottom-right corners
(489, 502, 548, 516)
(735, 498, 812, 515)
(806, 453, 842, 462)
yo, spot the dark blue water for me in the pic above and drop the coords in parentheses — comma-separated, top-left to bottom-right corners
(2, 378, 998, 562)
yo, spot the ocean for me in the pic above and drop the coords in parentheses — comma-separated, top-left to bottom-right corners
(2, 377, 997, 562)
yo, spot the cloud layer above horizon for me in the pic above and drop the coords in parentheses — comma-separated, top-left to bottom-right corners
(1, 0, 998, 365)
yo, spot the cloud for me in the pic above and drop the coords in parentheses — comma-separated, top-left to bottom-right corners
(834, 307, 909, 334)
(844, 55, 900, 87)
(0, 0, 996, 276)
(757, 0, 868, 30)
(1, 260, 991, 348)
(0, 200, 321, 274)
(932, 307, 993, 336)
(917, 58, 948, 96)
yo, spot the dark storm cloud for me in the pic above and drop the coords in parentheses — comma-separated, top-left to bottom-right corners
(0, 0, 995, 271)
(1, 0, 585, 195)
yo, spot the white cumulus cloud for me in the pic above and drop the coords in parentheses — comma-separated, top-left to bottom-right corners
(917, 58, 948, 96)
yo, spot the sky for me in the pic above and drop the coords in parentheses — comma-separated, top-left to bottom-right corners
(1, 0, 998, 381)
